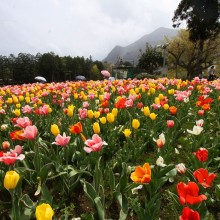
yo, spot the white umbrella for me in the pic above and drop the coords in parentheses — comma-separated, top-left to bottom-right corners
(208, 65, 217, 70)
(75, 75, 86, 81)
(35, 76, 47, 83)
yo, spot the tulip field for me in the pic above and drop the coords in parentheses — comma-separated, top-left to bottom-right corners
(0, 77, 220, 219)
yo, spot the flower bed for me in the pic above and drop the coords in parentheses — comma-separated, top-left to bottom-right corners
(0, 77, 219, 219)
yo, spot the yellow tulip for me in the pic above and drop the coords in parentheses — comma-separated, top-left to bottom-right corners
(16, 104, 21, 108)
(94, 111, 100, 119)
(99, 117, 107, 124)
(83, 95, 87, 101)
(168, 89, 175, 95)
(111, 108, 118, 117)
(150, 88, 155, 95)
(99, 95, 103, 101)
(13, 109, 21, 117)
(7, 98, 13, 104)
(93, 122, 100, 134)
(4, 171, 20, 190)
(163, 104, 169, 110)
(87, 110, 94, 119)
(12, 95, 19, 104)
(107, 113, 115, 123)
(51, 124, 60, 136)
(25, 97, 30, 103)
(143, 106, 150, 116)
(123, 129, 132, 138)
(154, 97, 160, 104)
(135, 88, 139, 93)
(158, 93, 164, 100)
(149, 113, 157, 120)
(132, 119, 140, 129)
(67, 107, 74, 117)
(35, 203, 54, 220)
(37, 99, 42, 105)
(74, 93, 78, 99)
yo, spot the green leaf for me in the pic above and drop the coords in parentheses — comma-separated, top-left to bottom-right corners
(41, 185, 53, 204)
(20, 194, 35, 208)
(38, 163, 53, 183)
(157, 164, 175, 178)
(80, 179, 97, 204)
(118, 163, 128, 192)
(113, 192, 128, 220)
(94, 157, 103, 192)
(94, 197, 105, 220)
(108, 167, 115, 192)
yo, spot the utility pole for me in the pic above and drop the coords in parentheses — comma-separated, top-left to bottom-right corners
(157, 43, 169, 76)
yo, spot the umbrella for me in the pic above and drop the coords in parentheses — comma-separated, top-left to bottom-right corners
(35, 76, 47, 83)
(101, 70, 111, 78)
(109, 77, 115, 81)
(75, 75, 86, 81)
(208, 65, 216, 71)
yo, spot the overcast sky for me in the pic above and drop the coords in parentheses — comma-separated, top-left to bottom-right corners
(0, 0, 181, 60)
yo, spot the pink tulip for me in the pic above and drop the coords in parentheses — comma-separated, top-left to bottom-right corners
(21, 125, 38, 140)
(38, 105, 50, 115)
(15, 117, 32, 128)
(22, 105, 33, 114)
(167, 120, 175, 128)
(0, 145, 25, 165)
(84, 134, 107, 153)
(52, 132, 70, 147)
(78, 108, 87, 119)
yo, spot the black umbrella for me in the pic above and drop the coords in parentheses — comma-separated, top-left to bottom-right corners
(75, 75, 86, 81)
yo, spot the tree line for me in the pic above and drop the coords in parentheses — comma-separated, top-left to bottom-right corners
(0, 52, 105, 85)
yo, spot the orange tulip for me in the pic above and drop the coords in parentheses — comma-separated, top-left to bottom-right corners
(69, 122, 83, 134)
(130, 163, 151, 184)
(169, 106, 177, 115)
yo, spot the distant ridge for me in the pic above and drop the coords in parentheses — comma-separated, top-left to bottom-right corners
(103, 27, 179, 64)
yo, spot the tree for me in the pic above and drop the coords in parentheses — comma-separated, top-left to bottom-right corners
(38, 52, 60, 82)
(13, 53, 38, 83)
(172, 0, 220, 77)
(137, 44, 163, 74)
(90, 64, 101, 80)
(166, 30, 220, 79)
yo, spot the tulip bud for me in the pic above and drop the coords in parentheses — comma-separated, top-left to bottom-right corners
(51, 124, 60, 136)
(35, 203, 54, 220)
(132, 119, 140, 129)
(107, 113, 115, 123)
(93, 122, 100, 134)
(4, 171, 20, 190)
(176, 163, 186, 174)
(87, 110, 94, 119)
(99, 117, 107, 124)
(2, 141, 10, 150)
(166, 120, 175, 128)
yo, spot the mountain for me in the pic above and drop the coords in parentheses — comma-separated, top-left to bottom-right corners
(102, 27, 179, 64)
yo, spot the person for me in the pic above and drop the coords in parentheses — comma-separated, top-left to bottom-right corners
(208, 65, 215, 81)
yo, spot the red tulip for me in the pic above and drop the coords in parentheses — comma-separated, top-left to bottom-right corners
(177, 181, 207, 205)
(193, 168, 217, 188)
(179, 207, 200, 220)
(193, 148, 208, 162)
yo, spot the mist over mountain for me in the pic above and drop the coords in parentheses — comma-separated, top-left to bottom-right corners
(103, 27, 179, 64)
